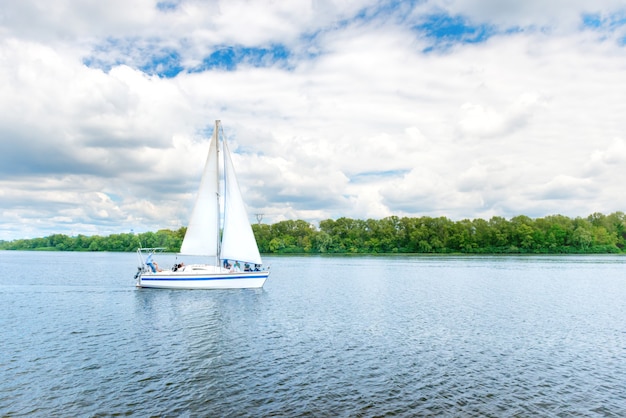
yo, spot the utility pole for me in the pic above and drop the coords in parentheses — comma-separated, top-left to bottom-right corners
(255, 213, 264, 225)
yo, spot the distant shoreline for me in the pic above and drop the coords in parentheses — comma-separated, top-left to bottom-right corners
(2, 213, 625, 255)
(1, 248, 624, 256)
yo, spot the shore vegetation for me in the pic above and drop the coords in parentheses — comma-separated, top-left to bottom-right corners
(1, 212, 625, 254)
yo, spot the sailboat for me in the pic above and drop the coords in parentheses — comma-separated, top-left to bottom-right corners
(135, 120, 270, 289)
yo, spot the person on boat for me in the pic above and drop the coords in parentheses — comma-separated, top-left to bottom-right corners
(233, 261, 241, 272)
(223, 259, 232, 269)
(145, 253, 163, 272)
(173, 262, 185, 272)
(244, 263, 251, 271)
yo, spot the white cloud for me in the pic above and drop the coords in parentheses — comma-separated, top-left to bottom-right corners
(2, 1, 626, 240)
(532, 175, 595, 200)
(457, 92, 547, 138)
(588, 137, 626, 168)
(422, 0, 626, 32)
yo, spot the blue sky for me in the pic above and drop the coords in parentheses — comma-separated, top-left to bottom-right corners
(1, 0, 626, 240)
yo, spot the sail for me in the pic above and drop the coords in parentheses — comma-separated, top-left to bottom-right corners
(220, 139, 263, 265)
(180, 126, 220, 257)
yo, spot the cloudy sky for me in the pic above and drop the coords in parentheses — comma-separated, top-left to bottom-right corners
(1, 0, 626, 240)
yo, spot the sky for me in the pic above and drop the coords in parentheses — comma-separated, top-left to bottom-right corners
(1, 0, 626, 240)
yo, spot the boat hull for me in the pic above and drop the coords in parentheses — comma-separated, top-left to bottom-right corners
(138, 270, 269, 289)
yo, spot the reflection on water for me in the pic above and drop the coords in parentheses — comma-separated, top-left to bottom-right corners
(1, 252, 625, 416)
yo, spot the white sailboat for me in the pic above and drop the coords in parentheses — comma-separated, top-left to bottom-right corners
(135, 120, 270, 289)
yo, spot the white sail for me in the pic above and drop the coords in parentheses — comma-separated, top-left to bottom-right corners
(179, 126, 220, 257)
(220, 139, 263, 265)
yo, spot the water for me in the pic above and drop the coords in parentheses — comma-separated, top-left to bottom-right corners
(1, 252, 625, 416)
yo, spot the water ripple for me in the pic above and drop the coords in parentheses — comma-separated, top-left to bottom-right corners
(1, 253, 626, 416)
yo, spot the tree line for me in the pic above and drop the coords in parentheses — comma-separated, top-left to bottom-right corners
(0, 229, 186, 253)
(1, 212, 625, 254)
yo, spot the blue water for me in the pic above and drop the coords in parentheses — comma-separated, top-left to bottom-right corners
(1, 251, 625, 416)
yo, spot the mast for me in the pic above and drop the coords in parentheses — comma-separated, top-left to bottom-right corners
(214, 120, 221, 266)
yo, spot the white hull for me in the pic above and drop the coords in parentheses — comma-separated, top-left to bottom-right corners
(137, 264, 269, 289)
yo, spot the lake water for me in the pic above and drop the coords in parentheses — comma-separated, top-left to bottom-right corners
(1, 251, 625, 416)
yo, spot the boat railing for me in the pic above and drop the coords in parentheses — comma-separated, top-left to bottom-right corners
(136, 247, 166, 266)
